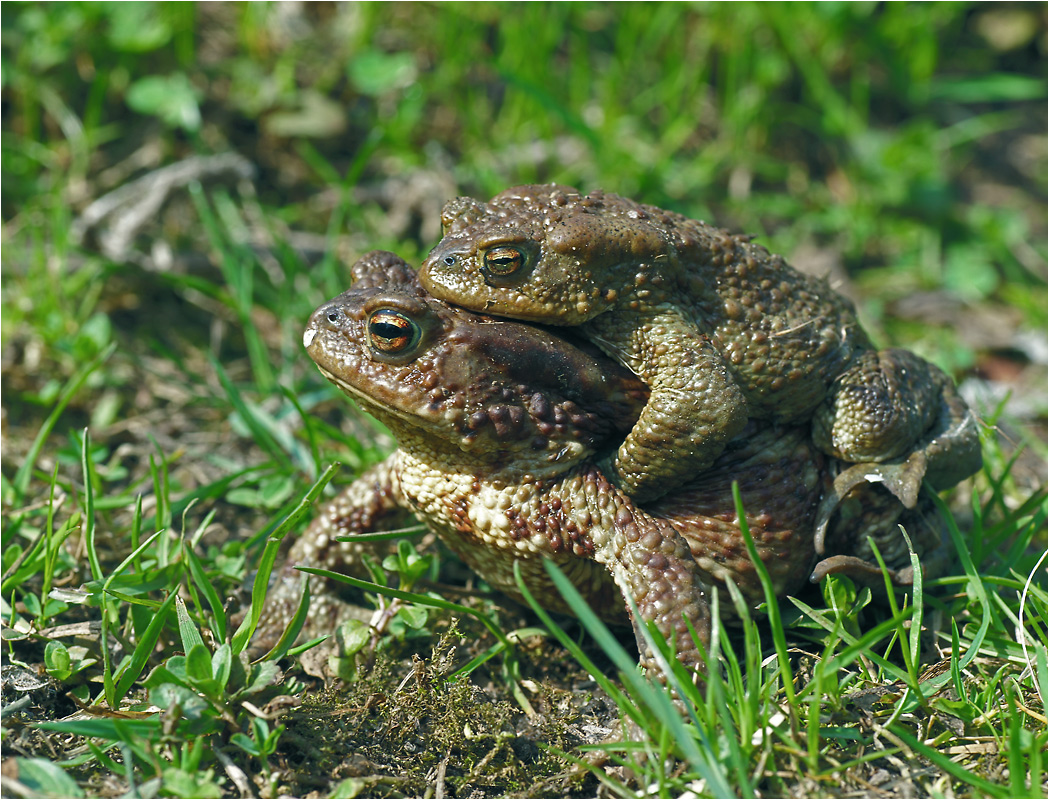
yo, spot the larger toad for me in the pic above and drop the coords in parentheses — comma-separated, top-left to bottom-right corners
(419, 184, 982, 505)
(272, 251, 837, 680)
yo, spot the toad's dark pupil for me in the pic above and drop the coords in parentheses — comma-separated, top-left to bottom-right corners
(483, 246, 523, 276)
(368, 311, 418, 354)
(443, 255, 456, 266)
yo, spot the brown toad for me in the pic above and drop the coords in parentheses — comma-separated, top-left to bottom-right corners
(418, 184, 982, 507)
(268, 251, 839, 680)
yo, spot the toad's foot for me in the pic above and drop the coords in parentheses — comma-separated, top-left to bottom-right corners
(813, 454, 928, 554)
(810, 555, 920, 589)
(812, 484, 952, 590)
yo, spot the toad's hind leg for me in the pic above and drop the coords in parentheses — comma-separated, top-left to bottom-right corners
(812, 349, 980, 511)
(811, 491, 954, 590)
(812, 359, 982, 556)
(813, 349, 944, 467)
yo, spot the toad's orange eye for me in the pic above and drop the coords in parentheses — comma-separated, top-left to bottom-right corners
(368, 310, 421, 355)
(482, 246, 524, 277)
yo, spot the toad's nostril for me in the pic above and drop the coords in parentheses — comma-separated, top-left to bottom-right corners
(314, 304, 345, 331)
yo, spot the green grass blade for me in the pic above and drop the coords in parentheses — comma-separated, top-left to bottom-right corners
(38, 717, 164, 738)
(296, 567, 513, 650)
(253, 574, 312, 663)
(446, 639, 510, 682)
(281, 384, 322, 479)
(209, 353, 290, 470)
(931, 492, 993, 672)
(80, 429, 103, 582)
(175, 596, 205, 653)
(148, 447, 172, 566)
(534, 560, 734, 797)
(334, 524, 427, 544)
(230, 533, 284, 656)
(889, 726, 1010, 798)
(8, 343, 115, 506)
(187, 183, 276, 394)
(182, 540, 227, 643)
(512, 561, 634, 712)
(790, 597, 914, 684)
(732, 481, 797, 712)
(113, 590, 179, 704)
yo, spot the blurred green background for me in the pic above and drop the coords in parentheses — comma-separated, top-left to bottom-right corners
(2, 1, 1046, 447)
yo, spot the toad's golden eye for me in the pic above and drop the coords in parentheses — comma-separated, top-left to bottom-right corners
(482, 245, 524, 277)
(368, 309, 420, 355)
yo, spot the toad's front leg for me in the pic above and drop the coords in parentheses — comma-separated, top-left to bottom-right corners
(587, 308, 750, 503)
(255, 455, 413, 650)
(572, 465, 713, 680)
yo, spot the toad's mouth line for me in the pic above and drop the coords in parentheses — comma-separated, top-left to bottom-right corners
(314, 363, 428, 430)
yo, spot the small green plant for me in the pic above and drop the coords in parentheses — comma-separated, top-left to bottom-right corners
(4, 411, 340, 795)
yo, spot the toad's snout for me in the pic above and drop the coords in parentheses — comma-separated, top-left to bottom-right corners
(304, 301, 351, 350)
